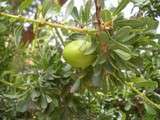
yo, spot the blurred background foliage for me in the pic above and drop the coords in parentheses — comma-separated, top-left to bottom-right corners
(0, 0, 160, 120)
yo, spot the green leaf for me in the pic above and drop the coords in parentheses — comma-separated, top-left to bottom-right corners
(84, 35, 96, 55)
(53, 98, 59, 107)
(68, 33, 85, 40)
(41, 94, 48, 109)
(83, 0, 92, 23)
(31, 89, 41, 101)
(46, 95, 52, 103)
(144, 103, 157, 115)
(114, 26, 137, 43)
(122, 34, 136, 43)
(17, 97, 30, 112)
(19, 0, 33, 12)
(84, 43, 96, 55)
(81, 9, 86, 23)
(14, 25, 23, 46)
(92, 65, 101, 87)
(100, 32, 131, 53)
(52, 1, 61, 13)
(114, 49, 131, 61)
(113, 0, 129, 16)
(124, 102, 132, 111)
(63, 64, 72, 78)
(132, 77, 158, 90)
(115, 17, 158, 30)
(132, 0, 150, 6)
(70, 79, 80, 93)
(79, 6, 84, 23)
(71, 7, 80, 21)
(41, 0, 53, 16)
(101, 10, 112, 21)
(118, 111, 126, 120)
(0, 23, 7, 33)
(3, 94, 21, 99)
(114, 26, 132, 41)
(144, 114, 156, 120)
(98, 31, 110, 42)
(65, 0, 74, 17)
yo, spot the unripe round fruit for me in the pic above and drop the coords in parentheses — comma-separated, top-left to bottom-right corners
(63, 40, 95, 69)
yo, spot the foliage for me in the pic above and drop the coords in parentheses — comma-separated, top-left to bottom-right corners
(0, 0, 160, 120)
(132, 0, 160, 18)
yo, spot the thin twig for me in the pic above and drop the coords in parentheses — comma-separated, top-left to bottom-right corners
(109, 72, 160, 110)
(0, 12, 96, 34)
(125, 82, 160, 110)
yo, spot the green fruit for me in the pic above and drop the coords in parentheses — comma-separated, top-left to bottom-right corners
(63, 40, 95, 69)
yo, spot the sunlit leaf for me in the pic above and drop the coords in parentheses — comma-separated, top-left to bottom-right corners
(132, 77, 158, 90)
(83, 0, 92, 23)
(113, 0, 129, 16)
(101, 10, 112, 21)
(114, 49, 131, 60)
(115, 17, 158, 30)
(19, 0, 33, 12)
(65, 0, 74, 17)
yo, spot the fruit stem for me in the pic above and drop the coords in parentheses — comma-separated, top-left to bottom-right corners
(0, 12, 96, 34)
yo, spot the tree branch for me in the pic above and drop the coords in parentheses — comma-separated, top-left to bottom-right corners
(110, 73, 160, 110)
(94, 0, 102, 31)
(125, 82, 160, 110)
(0, 12, 96, 34)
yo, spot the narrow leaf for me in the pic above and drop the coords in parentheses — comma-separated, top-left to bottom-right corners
(132, 77, 158, 90)
(70, 79, 80, 93)
(101, 10, 112, 21)
(144, 103, 157, 115)
(65, 0, 74, 17)
(115, 17, 158, 30)
(114, 49, 131, 60)
(113, 0, 129, 16)
(19, 0, 33, 12)
(84, 0, 92, 23)
(71, 7, 79, 21)
(0, 23, 7, 33)
(92, 66, 101, 87)
(41, 94, 48, 109)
